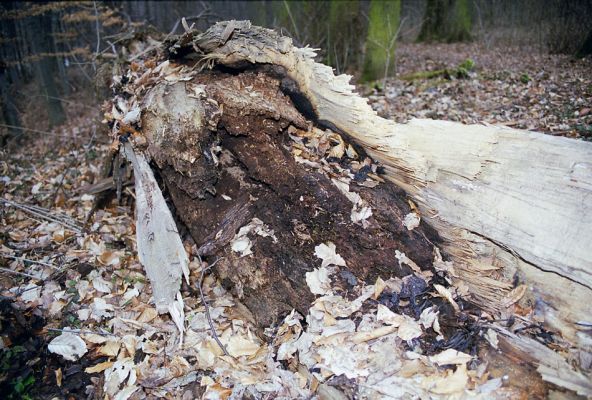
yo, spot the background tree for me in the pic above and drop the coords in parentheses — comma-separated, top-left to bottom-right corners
(418, 0, 472, 43)
(28, 12, 66, 127)
(362, 0, 401, 82)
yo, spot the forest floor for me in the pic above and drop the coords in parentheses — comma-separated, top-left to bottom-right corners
(366, 42, 592, 140)
(0, 43, 590, 399)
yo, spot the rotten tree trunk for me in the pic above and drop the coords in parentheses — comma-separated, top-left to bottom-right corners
(162, 21, 592, 350)
(140, 71, 440, 327)
(115, 21, 592, 394)
(117, 21, 591, 395)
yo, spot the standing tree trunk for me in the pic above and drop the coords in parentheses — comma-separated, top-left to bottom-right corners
(29, 13, 66, 128)
(418, 0, 472, 43)
(0, 1, 22, 142)
(576, 28, 592, 57)
(0, 66, 22, 144)
(326, 0, 368, 75)
(362, 0, 401, 82)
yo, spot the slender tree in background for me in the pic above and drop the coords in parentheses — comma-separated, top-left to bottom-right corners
(0, 3, 22, 141)
(29, 12, 66, 127)
(362, 0, 401, 82)
(576, 29, 592, 58)
(418, 0, 472, 43)
(326, 0, 368, 75)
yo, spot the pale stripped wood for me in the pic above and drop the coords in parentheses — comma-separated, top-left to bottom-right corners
(123, 143, 190, 318)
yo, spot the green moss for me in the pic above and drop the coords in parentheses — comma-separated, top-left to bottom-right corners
(520, 73, 531, 84)
(458, 58, 474, 71)
(450, 0, 472, 42)
(401, 59, 475, 81)
(362, 0, 401, 82)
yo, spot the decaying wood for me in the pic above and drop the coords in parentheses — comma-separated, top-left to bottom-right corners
(152, 20, 592, 392)
(139, 71, 439, 327)
(122, 142, 189, 341)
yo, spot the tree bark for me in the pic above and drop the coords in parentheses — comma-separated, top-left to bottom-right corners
(418, 0, 472, 43)
(139, 72, 440, 327)
(362, 0, 401, 82)
(29, 13, 66, 128)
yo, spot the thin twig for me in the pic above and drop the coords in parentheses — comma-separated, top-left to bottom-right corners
(0, 267, 40, 280)
(283, 0, 300, 43)
(46, 327, 118, 337)
(1, 199, 82, 233)
(0, 124, 109, 143)
(26, 94, 97, 110)
(93, 1, 101, 71)
(197, 255, 229, 357)
(2, 255, 59, 270)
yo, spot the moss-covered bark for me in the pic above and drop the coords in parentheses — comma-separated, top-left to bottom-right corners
(326, 0, 368, 74)
(362, 0, 401, 82)
(418, 0, 472, 43)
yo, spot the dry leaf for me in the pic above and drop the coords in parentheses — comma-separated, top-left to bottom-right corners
(352, 326, 397, 343)
(86, 361, 115, 373)
(429, 349, 473, 366)
(351, 205, 372, 225)
(81, 333, 108, 344)
(137, 306, 158, 323)
(395, 251, 422, 274)
(403, 212, 420, 230)
(314, 242, 346, 267)
(433, 284, 460, 312)
(376, 305, 406, 326)
(99, 340, 121, 357)
(397, 318, 423, 341)
(501, 284, 527, 307)
(419, 306, 441, 335)
(305, 267, 333, 296)
(48, 331, 88, 361)
(226, 335, 260, 358)
(373, 277, 386, 299)
(424, 364, 469, 394)
(485, 328, 499, 349)
(55, 368, 62, 387)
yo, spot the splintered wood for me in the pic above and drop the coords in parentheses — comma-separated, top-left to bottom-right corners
(123, 142, 189, 342)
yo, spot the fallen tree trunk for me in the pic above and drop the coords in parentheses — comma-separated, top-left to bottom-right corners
(162, 21, 592, 348)
(109, 20, 591, 395)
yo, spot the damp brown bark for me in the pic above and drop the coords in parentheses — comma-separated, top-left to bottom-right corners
(141, 70, 440, 327)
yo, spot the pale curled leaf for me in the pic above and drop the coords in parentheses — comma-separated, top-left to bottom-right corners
(226, 335, 260, 358)
(305, 267, 333, 296)
(351, 205, 372, 225)
(314, 242, 346, 268)
(423, 364, 469, 395)
(86, 361, 114, 374)
(403, 212, 420, 230)
(48, 332, 88, 361)
(429, 349, 473, 366)
(433, 284, 460, 312)
(376, 305, 423, 340)
(419, 306, 441, 335)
